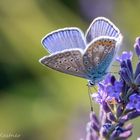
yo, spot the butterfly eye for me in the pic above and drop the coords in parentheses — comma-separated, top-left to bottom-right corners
(70, 59, 74, 62)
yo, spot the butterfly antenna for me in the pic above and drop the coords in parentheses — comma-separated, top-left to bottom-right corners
(87, 84, 94, 112)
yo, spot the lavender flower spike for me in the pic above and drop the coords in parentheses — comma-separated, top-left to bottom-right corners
(83, 36, 140, 140)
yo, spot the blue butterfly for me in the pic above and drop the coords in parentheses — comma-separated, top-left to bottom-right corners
(39, 17, 122, 85)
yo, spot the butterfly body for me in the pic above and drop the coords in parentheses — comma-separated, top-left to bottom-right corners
(40, 17, 122, 85)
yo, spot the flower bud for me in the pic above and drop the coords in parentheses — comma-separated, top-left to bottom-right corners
(134, 37, 140, 58)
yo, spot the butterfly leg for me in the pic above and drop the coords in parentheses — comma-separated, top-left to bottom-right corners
(87, 81, 97, 111)
(87, 84, 94, 112)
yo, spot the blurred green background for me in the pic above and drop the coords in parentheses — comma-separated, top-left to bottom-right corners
(0, 0, 140, 140)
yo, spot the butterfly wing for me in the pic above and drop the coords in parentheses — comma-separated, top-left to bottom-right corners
(85, 17, 122, 44)
(83, 37, 117, 80)
(42, 28, 86, 54)
(39, 49, 88, 79)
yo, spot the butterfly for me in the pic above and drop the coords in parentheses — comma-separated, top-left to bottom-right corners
(39, 17, 122, 85)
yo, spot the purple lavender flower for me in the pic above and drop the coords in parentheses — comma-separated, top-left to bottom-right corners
(93, 74, 123, 104)
(116, 51, 133, 62)
(117, 47, 140, 90)
(126, 93, 140, 111)
(106, 80, 123, 102)
(84, 37, 140, 140)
